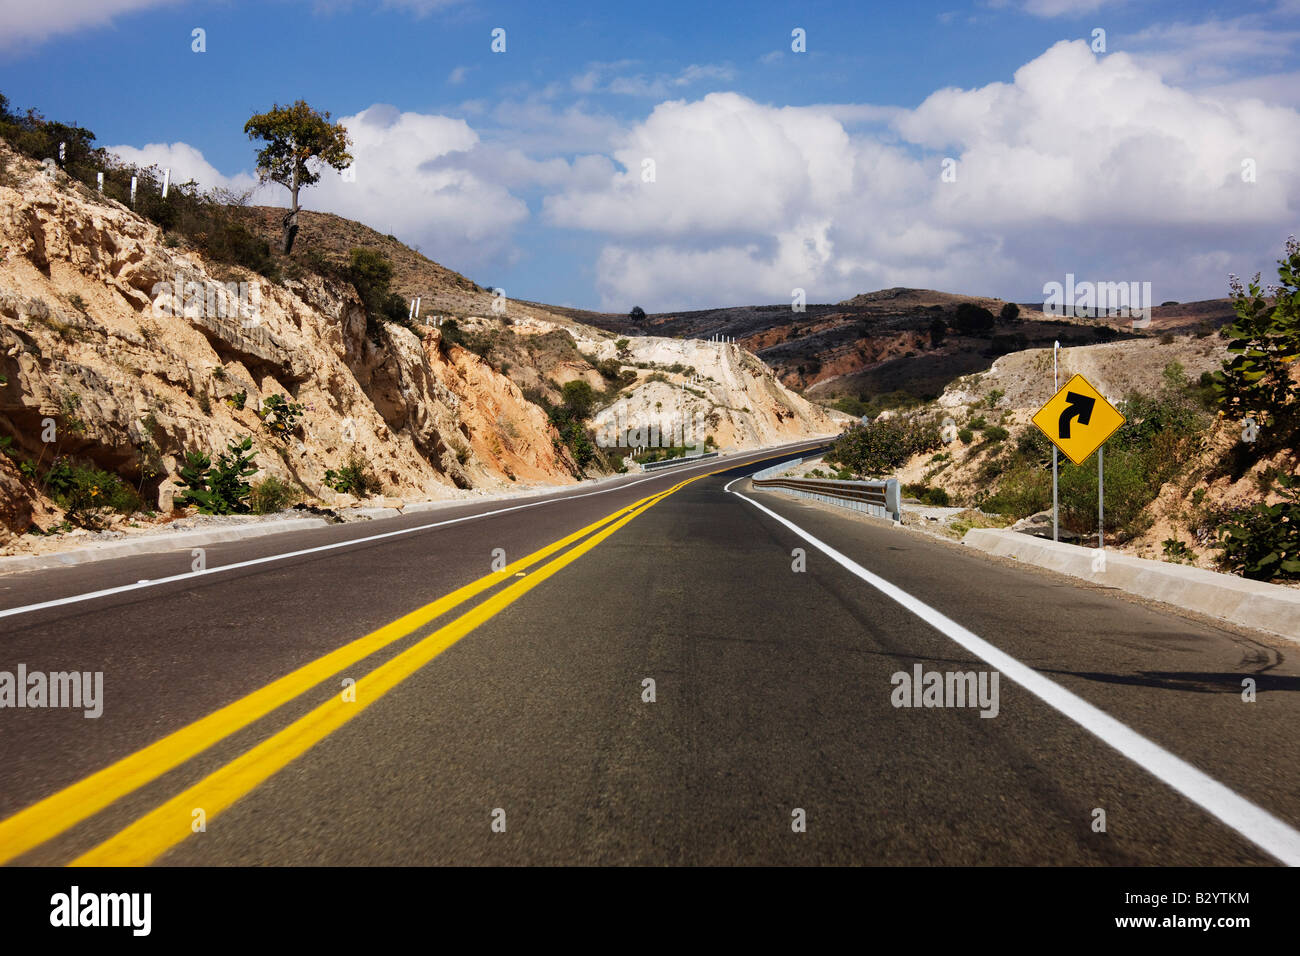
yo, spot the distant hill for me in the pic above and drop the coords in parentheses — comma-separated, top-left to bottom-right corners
(569, 287, 1233, 404)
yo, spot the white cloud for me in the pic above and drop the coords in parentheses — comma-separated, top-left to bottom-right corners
(0, 0, 177, 49)
(378, 0, 465, 14)
(545, 92, 855, 237)
(106, 141, 260, 196)
(577, 61, 737, 98)
(112, 105, 532, 276)
(1121, 15, 1300, 98)
(545, 40, 1300, 309)
(1019, 0, 1127, 17)
(447, 66, 471, 85)
(312, 105, 529, 259)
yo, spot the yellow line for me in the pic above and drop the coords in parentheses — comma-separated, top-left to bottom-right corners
(0, 488, 669, 865)
(72, 479, 692, 865)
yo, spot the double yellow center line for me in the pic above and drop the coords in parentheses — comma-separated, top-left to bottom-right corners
(1, 477, 691, 866)
(1, 447, 806, 866)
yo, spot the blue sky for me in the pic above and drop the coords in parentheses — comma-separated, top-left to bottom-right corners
(3, 0, 1299, 311)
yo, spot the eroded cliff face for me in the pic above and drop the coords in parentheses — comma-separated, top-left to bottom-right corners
(0, 144, 842, 547)
(581, 334, 845, 450)
(0, 146, 578, 542)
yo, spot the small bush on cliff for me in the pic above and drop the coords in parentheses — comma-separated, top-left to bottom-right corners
(347, 247, 409, 336)
(256, 394, 303, 439)
(1215, 237, 1300, 449)
(250, 476, 301, 514)
(177, 437, 258, 514)
(43, 458, 141, 529)
(323, 454, 381, 498)
(1212, 473, 1300, 581)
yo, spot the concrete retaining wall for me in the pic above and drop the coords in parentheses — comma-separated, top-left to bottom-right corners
(962, 529, 1300, 643)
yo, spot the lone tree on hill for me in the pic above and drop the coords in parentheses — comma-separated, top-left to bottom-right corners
(953, 302, 996, 335)
(630, 306, 647, 321)
(1000, 302, 1020, 322)
(244, 101, 353, 255)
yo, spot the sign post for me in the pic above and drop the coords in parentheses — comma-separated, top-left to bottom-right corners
(1052, 341, 1059, 542)
(1098, 445, 1104, 550)
(1032, 372, 1125, 557)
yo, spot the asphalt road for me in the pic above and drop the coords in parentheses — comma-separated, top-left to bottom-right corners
(1, 441, 1297, 866)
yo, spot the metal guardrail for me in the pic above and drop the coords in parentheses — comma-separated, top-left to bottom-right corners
(751, 474, 902, 522)
(640, 451, 719, 472)
(751, 456, 810, 480)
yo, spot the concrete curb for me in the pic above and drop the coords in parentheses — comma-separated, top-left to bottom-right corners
(0, 441, 818, 577)
(0, 475, 635, 576)
(0, 518, 332, 574)
(962, 529, 1300, 643)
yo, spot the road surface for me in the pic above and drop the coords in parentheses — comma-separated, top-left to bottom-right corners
(1, 442, 1297, 866)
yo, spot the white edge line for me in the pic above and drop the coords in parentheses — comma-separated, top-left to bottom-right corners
(1, 442, 822, 621)
(727, 479, 1300, 867)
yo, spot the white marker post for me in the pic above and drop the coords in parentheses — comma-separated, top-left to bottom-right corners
(162, 168, 171, 199)
(130, 176, 137, 207)
(96, 172, 103, 192)
(1052, 341, 1059, 543)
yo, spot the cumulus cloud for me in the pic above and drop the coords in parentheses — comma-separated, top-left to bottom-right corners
(106, 141, 261, 196)
(113, 104, 532, 276)
(310, 105, 529, 259)
(545, 92, 855, 237)
(546, 41, 1300, 309)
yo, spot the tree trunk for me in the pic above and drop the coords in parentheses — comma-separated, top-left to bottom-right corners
(281, 206, 299, 256)
(281, 164, 300, 255)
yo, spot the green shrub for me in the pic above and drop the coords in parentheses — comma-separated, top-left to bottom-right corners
(1162, 538, 1194, 564)
(1014, 427, 1052, 466)
(983, 425, 1009, 443)
(323, 453, 382, 497)
(980, 463, 1052, 517)
(176, 436, 258, 514)
(439, 318, 466, 348)
(227, 390, 247, 411)
(1213, 473, 1300, 580)
(560, 379, 596, 419)
(953, 302, 995, 335)
(250, 475, 301, 513)
(1058, 446, 1156, 542)
(256, 394, 303, 439)
(43, 458, 141, 528)
(1215, 239, 1300, 444)
(825, 415, 941, 477)
(903, 483, 951, 507)
(957, 428, 974, 444)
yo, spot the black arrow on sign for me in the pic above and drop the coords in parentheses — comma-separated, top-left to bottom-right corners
(1058, 392, 1096, 439)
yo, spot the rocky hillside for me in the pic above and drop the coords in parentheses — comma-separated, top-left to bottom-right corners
(0, 142, 839, 547)
(572, 287, 1235, 403)
(886, 333, 1297, 571)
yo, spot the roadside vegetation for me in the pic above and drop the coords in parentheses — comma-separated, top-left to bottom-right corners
(824, 237, 1300, 581)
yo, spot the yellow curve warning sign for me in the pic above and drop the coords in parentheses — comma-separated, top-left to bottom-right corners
(1031, 373, 1125, 466)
